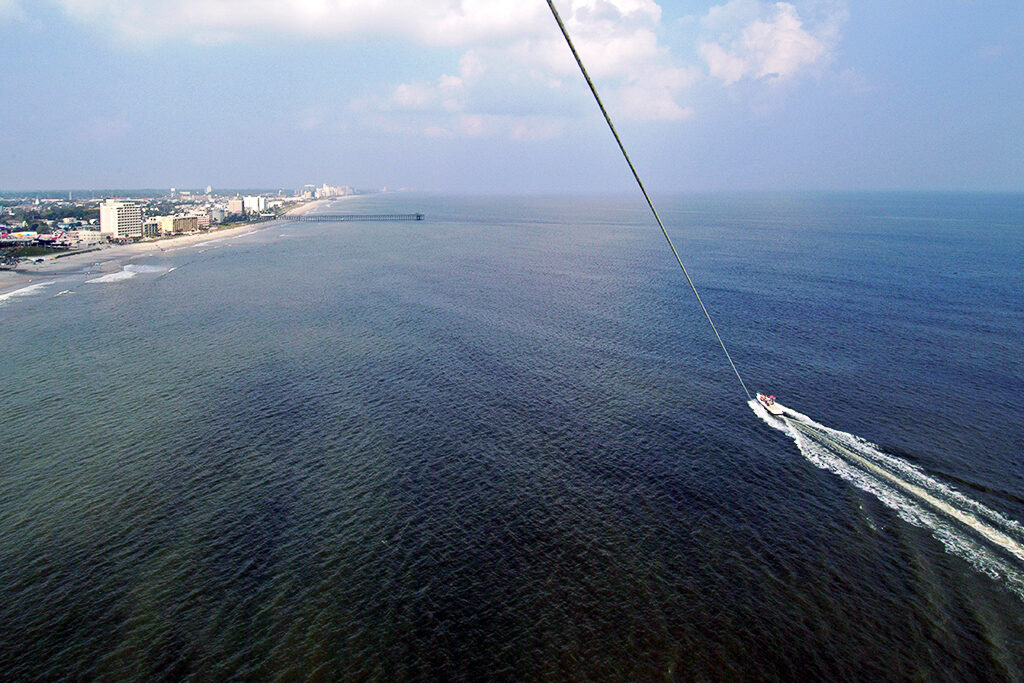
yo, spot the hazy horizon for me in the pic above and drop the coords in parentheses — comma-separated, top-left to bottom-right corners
(5, 188, 1024, 199)
(2, 187, 1024, 197)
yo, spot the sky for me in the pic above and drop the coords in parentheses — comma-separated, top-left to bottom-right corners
(0, 0, 1022, 193)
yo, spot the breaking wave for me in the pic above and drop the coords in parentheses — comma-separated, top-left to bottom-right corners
(86, 264, 168, 283)
(0, 281, 56, 304)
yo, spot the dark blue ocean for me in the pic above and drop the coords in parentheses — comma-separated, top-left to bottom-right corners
(1, 192, 1022, 680)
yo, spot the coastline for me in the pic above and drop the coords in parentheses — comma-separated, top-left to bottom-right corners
(0, 199, 329, 297)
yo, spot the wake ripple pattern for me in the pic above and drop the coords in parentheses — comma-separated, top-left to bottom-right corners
(750, 399, 1024, 600)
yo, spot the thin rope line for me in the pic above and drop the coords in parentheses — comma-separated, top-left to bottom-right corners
(545, 0, 751, 401)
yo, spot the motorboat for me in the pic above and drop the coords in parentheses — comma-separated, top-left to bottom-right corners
(757, 393, 784, 416)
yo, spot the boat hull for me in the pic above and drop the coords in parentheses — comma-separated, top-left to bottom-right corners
(757, 393, 784, 416)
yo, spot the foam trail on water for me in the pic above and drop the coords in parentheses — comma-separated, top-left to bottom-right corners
(785, 405, 1024, 537)
(751, 399, 1024, 599)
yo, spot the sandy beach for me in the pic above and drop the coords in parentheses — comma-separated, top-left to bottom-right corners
(0, 199, 329, 297)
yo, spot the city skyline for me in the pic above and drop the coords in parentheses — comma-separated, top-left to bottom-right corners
(1, 0, 1022, 193)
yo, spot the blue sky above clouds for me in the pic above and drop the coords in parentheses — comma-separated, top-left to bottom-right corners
(0, 0, 1021, 192)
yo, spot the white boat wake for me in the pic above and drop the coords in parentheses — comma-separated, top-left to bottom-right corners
(751, 399, 1024, 599)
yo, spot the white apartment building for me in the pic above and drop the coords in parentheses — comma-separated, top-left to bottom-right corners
(99, 201, 143, 240)
(243, 196, 266, 213)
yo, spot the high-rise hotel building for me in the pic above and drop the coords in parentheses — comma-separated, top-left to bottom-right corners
(99, 200, 143, 240)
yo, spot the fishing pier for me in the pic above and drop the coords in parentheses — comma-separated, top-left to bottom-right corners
(294, 213, 424, 223)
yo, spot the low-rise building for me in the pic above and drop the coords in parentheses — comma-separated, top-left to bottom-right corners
(44, 229, 107, 247)
(71, 229, 107, 245)
(154, 215, 199, 235)
(1, 231, 38, 242)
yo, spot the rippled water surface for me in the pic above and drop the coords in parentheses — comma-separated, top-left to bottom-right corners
(2, 193, 1022, 680)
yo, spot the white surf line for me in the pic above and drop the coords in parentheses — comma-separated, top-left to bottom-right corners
(788, 418, 1024, 564)
(0, 281, 56, 303)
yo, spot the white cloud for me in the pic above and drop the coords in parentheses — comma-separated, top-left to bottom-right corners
(59, 1, 858, 136)
(700, 42, 747, 84)
(48, 0, 696, 128)
(327, 0, 697, 134)
(294, 106, 327, 131)
(423, 114, 568, 141)
(699, 1, 846, 85)
(458, 51, 487, 82)
(613, 83, 695, 122)
(0, 0, 24, 24)
(390, 83, 438, 111)
(48, 0, 550, 47)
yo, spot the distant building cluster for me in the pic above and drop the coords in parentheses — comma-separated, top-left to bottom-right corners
(0, 182, 360, 256)
(300, 183, 355, 200)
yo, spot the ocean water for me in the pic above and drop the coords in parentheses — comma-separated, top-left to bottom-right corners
(1, 192, 1022, 680)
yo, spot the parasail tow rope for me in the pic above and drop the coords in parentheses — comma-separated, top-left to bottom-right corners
(545, 0, 752, 402)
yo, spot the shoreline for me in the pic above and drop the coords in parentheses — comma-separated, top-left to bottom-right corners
(0, 199, 331, 297)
